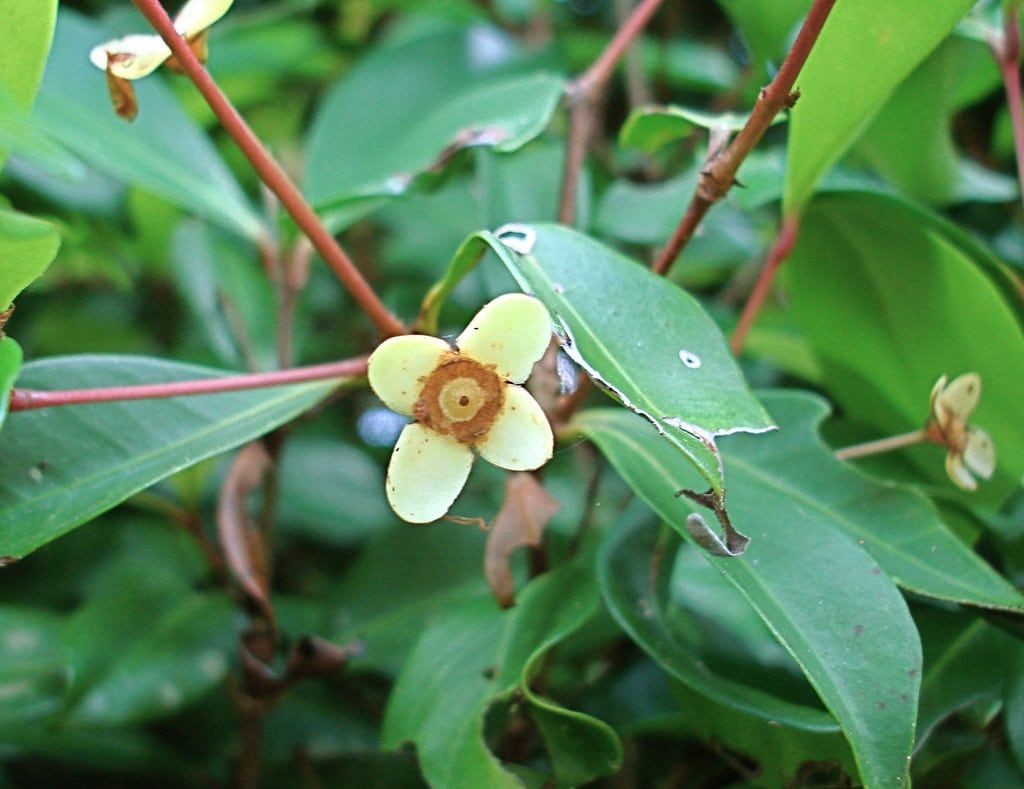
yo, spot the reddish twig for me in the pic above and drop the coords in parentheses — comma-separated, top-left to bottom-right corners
(729, 215, 800, 354)
(8, 357, 368, 412)
(558, 0, 666, 223)
(651, 0, 836, 275)
(991, 2, 1024, 208)
(129, 0, 407, 339)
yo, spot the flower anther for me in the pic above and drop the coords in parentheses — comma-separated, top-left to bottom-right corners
(367, 294, 554, 523)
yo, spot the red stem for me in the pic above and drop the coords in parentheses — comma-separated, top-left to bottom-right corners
(129, 0, 407, 339)
(8, 357, 368, 412)
(730, 215, 801, 354)
(995, 3, 1024, 207)
(651, 0, 836, 275)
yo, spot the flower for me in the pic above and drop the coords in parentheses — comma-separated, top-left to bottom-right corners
(89, 0, 233, 119)
(926, 373, 996, 491)
(367, 294, 554, 523)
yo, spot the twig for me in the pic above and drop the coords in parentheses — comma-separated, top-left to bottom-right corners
(129, 0, 407, 339)
(834, 429, 928, 461)
(558, 0, 666, 223)
(8, 356, 368, 412)
(651, 0, 836, 275)
(729, 214, 800, 354)
(991, 1, 1024, 208)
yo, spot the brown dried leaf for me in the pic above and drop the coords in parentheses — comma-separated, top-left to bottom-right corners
(485, 472, 560, 608)
(105, 65, 137, 121)
(165, 32, 209, 73)
(218, 442, 274, 629)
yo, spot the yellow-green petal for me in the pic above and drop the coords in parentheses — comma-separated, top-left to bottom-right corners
(386, 423, 474, 523)
(475, 385, 553, 471)
(935, 372, 981, 424)
(964, 428, 995, 480)
(367, 334, 451, 416)
(456, 293, 551, 384)
(173, 0, 234, 38)
(89, 35, 171, 79)
(945, 452, 977, 491)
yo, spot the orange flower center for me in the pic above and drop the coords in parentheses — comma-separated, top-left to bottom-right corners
(414, 356, 504, 444)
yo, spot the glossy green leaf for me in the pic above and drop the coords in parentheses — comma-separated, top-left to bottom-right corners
(33, 10, 263, 240)
(0, 606, 66, 725)
(784, 0, 976, 212)
(787, 190, 1024, 505)
(0, 0, 56, 168)
(0, 355, 342, 559)
(382, 564, 621, 788)
(0, 337, 22, 430)
(573, 399, 922, 788)
(621, 104, 783, 155)
(600, 515, 840, 731)
(0, 208, 60, 309)
(69, 594, 240, 726)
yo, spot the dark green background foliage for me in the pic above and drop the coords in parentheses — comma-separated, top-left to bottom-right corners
(1, 0, 1023, 786)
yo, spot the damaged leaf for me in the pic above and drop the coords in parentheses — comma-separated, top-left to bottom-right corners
(484, 472, 560, 608)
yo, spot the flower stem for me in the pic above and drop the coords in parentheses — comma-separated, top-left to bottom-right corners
(651, 0, 836, 276)
(558, 0, 666, 224)
(991, 1, 1024, 209)
(129, 0, 407, 339)
(833, 429, 928, 461)
(8, 357, 368, 412)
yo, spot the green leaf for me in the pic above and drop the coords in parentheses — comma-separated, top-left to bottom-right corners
(786, 190, 1024, 505)
(0, 606, 66, 725)
(573, 402, 922, 788)
(0, 82, 84, 182)
(784, 0, 976, 212)
(68, 594, 241, 726)
(382, 564, 621, 788)
(0, 0, 56, 169)
(0, 337, 22, 430)
(0, 208, 60, 309)
(0, 355, 341, 559)
(621, 104, 783, 155)
(600, 515, 841, 731)
(33, 10, 263, 240)
(717, 0, 809, 68)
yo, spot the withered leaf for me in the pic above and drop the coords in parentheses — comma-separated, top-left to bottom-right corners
(105, 64, 138, 121)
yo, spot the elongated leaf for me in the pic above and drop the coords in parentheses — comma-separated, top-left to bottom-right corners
(621, 104, 783, 154)
(574, 401, 922, 788)
(382, 564, 621, 788)
(600, 515, 840, 731)
(33, 11, 262, 240)
(0, 0, 56, 168)
(69, 594, 240, 726)
(0, 208, 60, 309)
(716, 0, 808, 68)
(0, 355, 341, 559)
(0, 337, 22, 430)
(787, 190, 1024, 505)
(784, 0, 976, 212)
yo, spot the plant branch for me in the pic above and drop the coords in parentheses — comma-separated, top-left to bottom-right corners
(729, 214, 801, 354)
(991, 2, 1024, 208)
(129, 0, 407, 339)
(8, 357, 368, 412)
(834, 429, 928, 461)
(651, 0, 836, 275)
(558, 0, 666, 223)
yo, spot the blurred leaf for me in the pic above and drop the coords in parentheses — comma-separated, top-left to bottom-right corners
(0, 0, 56, 168)
(600, 516, 840, 730)
(717, 0, 809, 68)
(0, 606, 66, 725)
(855, 35, 1009, 204)
(0, 355, 341, 559)
(573, 399, 922, 788)
(382, 564, 620, 788)
(787, 191, 1024, 505)
(621, 104, 783, 154)
(0, 337, 22, 430)
(1005, 649, 1024, 773)
(0, 208, 60, 309)
(68, 593, 240, 726)
(784, 0, 976, 212)
(33, 10, 263, 239)
(0, 83, 85, 182)
(0, 726, 189, 777)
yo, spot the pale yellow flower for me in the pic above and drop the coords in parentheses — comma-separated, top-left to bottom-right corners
(368, 294, 554, 523)
(927, 373, 996, 491)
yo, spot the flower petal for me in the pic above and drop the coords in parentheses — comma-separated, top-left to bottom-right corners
(945, 451, 977, 491)
(367, 335, 451, 416)
(964, 428, 995, 480)
(456, 293, 551, 384)
(90, 35, 172, 79)
(386, 423, 474, 523)
(173, 0, 234, 38)
(934, 372, 981, 425)
(476, 385, 553, 471)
